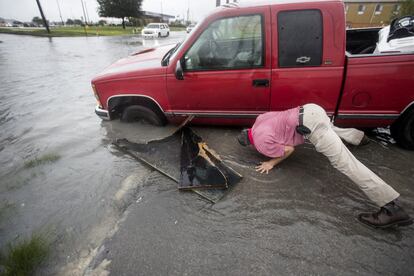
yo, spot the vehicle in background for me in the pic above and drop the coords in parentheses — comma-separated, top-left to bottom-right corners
(92, 0, 414, 149)
(374, 16, 414, 54)
(186, 23, 196, 33)
(141, 23, 170, 38)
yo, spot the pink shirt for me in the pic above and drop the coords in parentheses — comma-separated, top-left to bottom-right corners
(251, 107, 304, 158)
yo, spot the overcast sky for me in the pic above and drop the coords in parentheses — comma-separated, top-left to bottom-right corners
(0, 0, 245, 23)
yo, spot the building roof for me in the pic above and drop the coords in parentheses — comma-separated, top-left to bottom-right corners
(142, 11, 175, 19)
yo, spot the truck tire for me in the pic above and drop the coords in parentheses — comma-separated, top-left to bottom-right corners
(158, 32, 161, 37)
(391, 110, 414, 150)
(121, 105, 166, 126)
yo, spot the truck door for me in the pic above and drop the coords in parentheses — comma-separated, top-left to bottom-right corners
(166, 8, 271, 118)
(270, 3, 345, 115)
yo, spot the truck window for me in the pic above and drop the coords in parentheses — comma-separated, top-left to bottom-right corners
(277, 10, 322, 68)
(184, 14, 264, 71)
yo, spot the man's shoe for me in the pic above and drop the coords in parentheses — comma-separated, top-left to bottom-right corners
(358, 202, 413, 229)
(359, 135, 371, 146)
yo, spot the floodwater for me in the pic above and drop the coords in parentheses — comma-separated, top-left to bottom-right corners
(0, 33, 414, 275)
(0, 32, 185, 274)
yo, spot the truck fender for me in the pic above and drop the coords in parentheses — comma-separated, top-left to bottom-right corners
(107, 94, 166, 121)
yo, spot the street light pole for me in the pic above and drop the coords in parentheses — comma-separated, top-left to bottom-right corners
(35, 0, 50, 33)
(55, 0, 64, 25)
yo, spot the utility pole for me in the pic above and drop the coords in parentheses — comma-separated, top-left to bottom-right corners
(84, 0, 91, 24)
(55, 0, 64, 25)
(35, 0, 50, 33)
(80, 0, 88, 35)
(160, 0, 163, 22)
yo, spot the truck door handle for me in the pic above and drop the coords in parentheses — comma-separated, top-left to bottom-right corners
(253, 79, 269, 87)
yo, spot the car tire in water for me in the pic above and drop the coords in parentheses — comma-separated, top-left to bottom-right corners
(391, 109, 414, 150)
(158, 32, 161, 37)
(121, 105, 166, 126)
(166, 32, 169, 37)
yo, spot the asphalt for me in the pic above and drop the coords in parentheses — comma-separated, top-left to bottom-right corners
(87, 126, 414, 276)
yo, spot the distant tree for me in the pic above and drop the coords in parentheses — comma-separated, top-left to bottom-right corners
(401, 0, 414, 16)
(66, 19, 74, 25)
(98, 19, 107, 26)
(73, 19, 83, 25)
(32, 16, 43, 25)
(97, 0, 142, 29)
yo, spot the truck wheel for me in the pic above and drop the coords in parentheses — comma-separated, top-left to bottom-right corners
(121, 105, 166, 126)
(391, 110, 414, 150)
(158, 32, 161, 37)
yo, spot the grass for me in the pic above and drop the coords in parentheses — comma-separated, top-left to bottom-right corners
(0, 235, 49, 276)
(24, 153, 60, 169)
(0, 26, 186, 37)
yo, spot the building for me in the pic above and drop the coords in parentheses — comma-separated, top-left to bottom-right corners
(345, 0, 403, 28)
(142, 11, 175, 23)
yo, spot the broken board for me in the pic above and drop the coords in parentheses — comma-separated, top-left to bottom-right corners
(179, 127, 228, 190)
(112, 126, 242, 203)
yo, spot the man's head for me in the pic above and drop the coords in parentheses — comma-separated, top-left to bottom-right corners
(237, 129, 251, 147)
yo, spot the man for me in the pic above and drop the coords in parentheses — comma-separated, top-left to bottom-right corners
(237, 103, 412, 229)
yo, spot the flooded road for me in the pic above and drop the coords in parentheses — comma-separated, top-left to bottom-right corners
(0, 32, 185, 274)
(0, 32, 413, 275)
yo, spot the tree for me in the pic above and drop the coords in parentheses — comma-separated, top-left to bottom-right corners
(98, 19, 107, 26)
(97, 0, 142, 29)
(73, 19, 83, 26)
(32, 16, 43, 25)
(66, 19, 74, 25)
(401, 0, 414, 16)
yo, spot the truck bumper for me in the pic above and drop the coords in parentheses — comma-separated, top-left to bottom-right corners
(95, 106, 110, 120)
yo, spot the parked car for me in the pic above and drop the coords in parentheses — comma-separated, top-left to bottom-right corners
(92, 0, 414, 149)
(186, 23, 196, 33)
(141, 23, 170, 38)
(374, 16, 414, 54)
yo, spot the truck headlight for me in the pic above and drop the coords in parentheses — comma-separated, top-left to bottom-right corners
(92, 84, 103, 108)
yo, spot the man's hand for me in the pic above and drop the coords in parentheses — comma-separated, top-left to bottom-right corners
(255, 145, 295, 174)
(255, 161, 275, 174)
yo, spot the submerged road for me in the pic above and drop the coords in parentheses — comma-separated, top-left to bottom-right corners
(89, 126, 414, 275)
(0, 32, 413, 275)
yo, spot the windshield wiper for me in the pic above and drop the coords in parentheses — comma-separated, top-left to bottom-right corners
(161, 43, 181, 66)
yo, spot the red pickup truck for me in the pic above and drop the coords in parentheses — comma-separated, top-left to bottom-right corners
(91, 0, 414, 149)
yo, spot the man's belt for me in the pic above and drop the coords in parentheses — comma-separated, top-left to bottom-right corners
(296, 106, 311, 135)
(299, 106, 304, 126)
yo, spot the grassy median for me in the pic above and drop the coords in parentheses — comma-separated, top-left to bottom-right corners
(0, 234, 49, 275)
(0, 26, 185, 37)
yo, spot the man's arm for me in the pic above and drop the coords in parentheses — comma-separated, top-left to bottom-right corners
(255, 145, 295, 174)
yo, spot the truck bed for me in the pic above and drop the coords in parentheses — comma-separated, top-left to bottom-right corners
(336, 53, 414, 127)
(346, 28, 381, 55)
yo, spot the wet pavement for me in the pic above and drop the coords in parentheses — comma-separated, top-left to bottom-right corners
(0, 33, 413, 275)
(89, 128, 414, 276)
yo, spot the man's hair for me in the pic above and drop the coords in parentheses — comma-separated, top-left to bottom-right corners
(237, 129, 250, 147)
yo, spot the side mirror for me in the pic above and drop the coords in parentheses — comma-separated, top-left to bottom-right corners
(175, 59, 184, 80)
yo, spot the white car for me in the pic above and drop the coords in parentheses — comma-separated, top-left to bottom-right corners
(374, 16, 414, 54)
(141, 23, 170, 39)
(186, 24, 196, 33)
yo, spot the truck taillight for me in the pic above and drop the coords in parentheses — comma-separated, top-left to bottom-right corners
(92, 84, 103, 108)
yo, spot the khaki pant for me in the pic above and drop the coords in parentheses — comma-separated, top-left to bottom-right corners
(302, 104, 400, 207)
